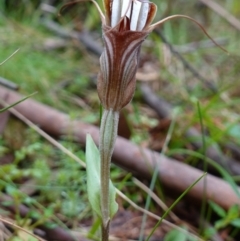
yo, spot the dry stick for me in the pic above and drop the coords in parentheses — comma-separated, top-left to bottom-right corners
(0, 219, 12, 240)
(154, 29, 217, 92)
(172, 37, 228, 54)
(0, 77, 19, 90)
(42, 19, 102, 56)
(133, 178, 180, 223)
(140, 83, 240, 176)
(199, 0, 240, 32)
(115, 190, 203, 241)
(0, 86, 239, 211)
(0, 216, 46, 241)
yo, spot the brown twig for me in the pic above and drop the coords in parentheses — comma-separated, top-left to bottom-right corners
(0, 86, 239, 210)
(42, 19, 102, 56)
(0, 76, 19, 90)
(153, 29, 217, 92)
(172, 37, 228, 54)
(0, 216, 46, 241)
(199, 0, 240, 32)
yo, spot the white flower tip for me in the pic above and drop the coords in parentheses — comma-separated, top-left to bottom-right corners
(110, 0, 150, 31)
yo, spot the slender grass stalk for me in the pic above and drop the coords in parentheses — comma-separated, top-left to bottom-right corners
(139, 116, 176, 241)
(0, 92, 37, 113)
(0, 49, 19, 66)
(197, 102, 208, 235)
(146, 173, 207, 241)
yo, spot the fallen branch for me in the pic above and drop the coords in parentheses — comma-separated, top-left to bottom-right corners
(140, 83, 240, 176)
(0, 86, 239, 210)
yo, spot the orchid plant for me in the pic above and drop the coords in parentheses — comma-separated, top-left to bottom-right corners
(81, 0, 226, 240)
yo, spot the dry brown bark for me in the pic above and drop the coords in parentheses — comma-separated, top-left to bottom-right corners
(0, 85, 240, 210)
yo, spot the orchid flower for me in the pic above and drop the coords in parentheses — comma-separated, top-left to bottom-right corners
(97, 0, 156, 111)
(85, 0, 225, 111)
(71, 1, 226, 240)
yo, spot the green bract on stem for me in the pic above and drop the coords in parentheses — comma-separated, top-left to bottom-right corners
(65, 0, 228, 240)
(99, 109, 119, 231)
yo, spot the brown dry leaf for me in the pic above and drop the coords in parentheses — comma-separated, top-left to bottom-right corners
(110, 209, 165, 240)
(148, 118, 171, 151)
(137, 62, 160, 82)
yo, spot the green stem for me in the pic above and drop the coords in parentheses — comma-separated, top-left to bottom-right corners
(99, 109, 119, 241)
